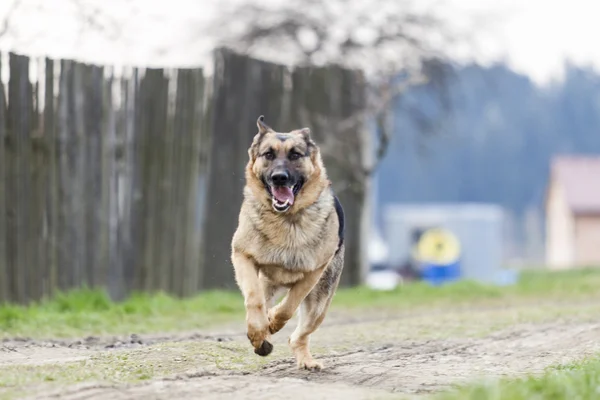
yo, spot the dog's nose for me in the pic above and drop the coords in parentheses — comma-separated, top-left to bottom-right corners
(271, 171, 290, 186)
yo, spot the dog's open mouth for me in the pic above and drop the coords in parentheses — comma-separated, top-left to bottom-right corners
(268, 181, 303, 213)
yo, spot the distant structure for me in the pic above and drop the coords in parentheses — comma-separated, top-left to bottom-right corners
(545, 156, 600, 269)
(384, 203, 509, 285)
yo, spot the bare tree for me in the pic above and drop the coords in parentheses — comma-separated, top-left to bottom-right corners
(213, 0, 478, 175)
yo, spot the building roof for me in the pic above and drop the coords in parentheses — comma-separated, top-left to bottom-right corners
(550, 155, 600, 214)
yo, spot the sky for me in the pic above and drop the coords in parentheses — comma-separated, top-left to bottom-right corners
(0, 0, 599, 85)
(447, 0, 600, 84)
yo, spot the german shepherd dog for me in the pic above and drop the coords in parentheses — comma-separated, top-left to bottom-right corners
(231, 116, 345, 371)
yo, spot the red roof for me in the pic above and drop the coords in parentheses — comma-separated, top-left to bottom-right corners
(551, 155, 600, 214)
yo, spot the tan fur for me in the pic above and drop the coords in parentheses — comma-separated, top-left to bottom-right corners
(231, 116, 345, 371)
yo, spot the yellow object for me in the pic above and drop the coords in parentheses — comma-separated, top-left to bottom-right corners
(414, 228, 461, 264)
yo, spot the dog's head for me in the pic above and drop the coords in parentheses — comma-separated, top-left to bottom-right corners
(246, 115, 328, 213)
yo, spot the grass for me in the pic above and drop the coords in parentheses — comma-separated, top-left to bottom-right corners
(434, 355, 600, 400)
(335, 267, 600, 308)
(2, 268, 600, 338)
(0, 289, 244, 338)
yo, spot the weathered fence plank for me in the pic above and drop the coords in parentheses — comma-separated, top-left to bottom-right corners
(83, 64, 104, 288)
(170, 70, 188, 295)
(56, 59, 74, 291)
(184, 69, 206, 296)
(159, 70, 177, 293)
(0, 56, 8, 302)
(71, 62, 88, 288)
(122, 67, 140, 296)
(129, 68, 146, 293)
(8, 53, 33, 302)
(105, 70, 121, 297)
(30, 59, 47, 300)
(137, 69, 169, 292)
(112, 69, 135, 300)
(44, 58, 58, 299)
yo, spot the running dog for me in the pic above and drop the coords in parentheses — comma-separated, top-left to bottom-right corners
(231, 115, 345, 371)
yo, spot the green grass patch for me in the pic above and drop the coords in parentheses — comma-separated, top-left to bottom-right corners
(0, 288, 244, 338)
(434, 355, 600, 400)
(333, 267, 600, 309)
(1, 268, 600, 338)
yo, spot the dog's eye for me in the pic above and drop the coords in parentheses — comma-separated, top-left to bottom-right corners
(288, 152, 302, 161)
(264, 152, 275, 161)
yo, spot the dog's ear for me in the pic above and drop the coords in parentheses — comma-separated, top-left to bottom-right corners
(248, 115, 271, 161)
(297, 127, 316, 152)
(257, 115, 272, 135)
(297, 127, 311, 141)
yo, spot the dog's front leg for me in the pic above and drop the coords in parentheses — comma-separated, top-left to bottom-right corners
(231, 252, 273, 356)
(268, 266, 325, 334)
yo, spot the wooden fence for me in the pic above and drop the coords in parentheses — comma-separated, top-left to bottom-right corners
(0, 48, 367, 304)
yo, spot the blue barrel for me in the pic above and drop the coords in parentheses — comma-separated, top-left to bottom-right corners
(420, 260, 461, 286)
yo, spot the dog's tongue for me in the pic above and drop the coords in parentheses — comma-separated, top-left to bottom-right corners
(273, 186, 294, 205)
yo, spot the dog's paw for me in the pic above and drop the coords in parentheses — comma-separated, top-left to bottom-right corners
(298, 358, 323, 371)
(246, 314, 271, 354)
(254, 339, 274, 356)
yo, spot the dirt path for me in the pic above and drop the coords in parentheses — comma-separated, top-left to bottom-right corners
(4, 304, 600, 400)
